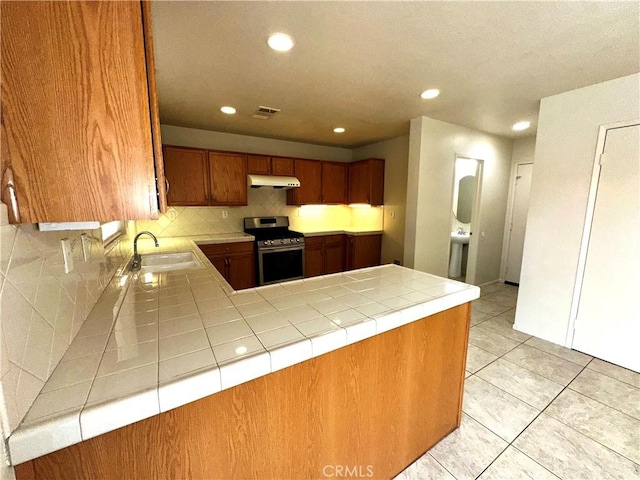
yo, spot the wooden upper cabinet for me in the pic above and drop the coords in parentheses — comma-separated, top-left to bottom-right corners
(163, 147, 209, 206)
(321, 162, 347, 204)
(247, 155, 294, 177)
(247, 155, 271, 175)
(348, 159, 385, 206)
(271, 157, 295, 176)
(0, 1, 164, 223)
(287, 159, 322, 205)
(209, 152, 248, 206)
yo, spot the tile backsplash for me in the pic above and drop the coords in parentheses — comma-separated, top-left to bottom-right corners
(0, 206, 133, 437)
(135, 188, 383, 237)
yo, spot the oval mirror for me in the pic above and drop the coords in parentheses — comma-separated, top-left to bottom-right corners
(456, 175, 476, 224)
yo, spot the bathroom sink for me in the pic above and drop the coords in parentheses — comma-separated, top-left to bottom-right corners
(450, 232, 470, 245)
(135, 251, 203, 274)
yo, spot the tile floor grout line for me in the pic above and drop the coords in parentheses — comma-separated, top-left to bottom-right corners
(582, 362, 640, 390)
(563, 383, 640, 422)
(426, 451, 459, 480)
(470, 346, 593, 480)
(541, 388, 640, 467)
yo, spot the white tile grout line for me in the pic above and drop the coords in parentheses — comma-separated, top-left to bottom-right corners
(462, 290, 640, 478)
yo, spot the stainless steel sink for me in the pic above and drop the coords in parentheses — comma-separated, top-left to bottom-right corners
(134, 251, 203, 274)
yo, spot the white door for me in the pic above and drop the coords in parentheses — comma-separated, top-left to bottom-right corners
(504, 163, 533, 284)
(573, 124, 640, 372)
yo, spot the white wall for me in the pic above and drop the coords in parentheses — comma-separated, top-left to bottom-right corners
(352, 135, 409, 264)
(515, 73, 640, 345)
(499, 136, 536, 280)
(404, 117, 513, 285)
(161, 125, 352, 162)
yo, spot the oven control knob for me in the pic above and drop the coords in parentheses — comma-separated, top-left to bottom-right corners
(296, 238, 301, 242)
(279, 239, 285, 244)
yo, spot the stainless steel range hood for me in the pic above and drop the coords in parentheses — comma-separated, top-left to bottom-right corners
(248, 174, 300, 189)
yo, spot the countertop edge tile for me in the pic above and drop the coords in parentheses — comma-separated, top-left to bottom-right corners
(80, 388, 160, 441)
(218, 352, 271, 390)
(8, 409, 82, 465)
(268, 339, 313, 373)
(299, 229, 384, 237)
(158, 367, 222, 413)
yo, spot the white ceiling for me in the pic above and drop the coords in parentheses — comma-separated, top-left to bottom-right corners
(151, 1, 640, 148)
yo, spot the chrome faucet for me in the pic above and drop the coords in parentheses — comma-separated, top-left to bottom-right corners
(131, 231, 159, 271)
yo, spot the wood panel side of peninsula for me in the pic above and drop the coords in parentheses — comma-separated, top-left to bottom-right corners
(15, 303, 470, 480)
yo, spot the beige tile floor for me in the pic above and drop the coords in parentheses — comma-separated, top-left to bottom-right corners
(395, 283, 640, 480)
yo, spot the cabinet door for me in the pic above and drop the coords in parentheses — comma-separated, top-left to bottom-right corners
(305, 245, 325, 278)
(1, 1, 159, 223)
(348, 161, 371, 204)
(209, 255, 229, 281)
(227, 253, 256, 290)
(348, 159, 385, 206)
(348, 234, 382, 270)
(247, 155, 271, 175)
(163, 147, 210, 206)
(209, 152, 247, 206)
(271, 157, 295, 176)
(324, 235, 345, 274)
(321, 162, 347, 204)
(287, 159, 322, 205)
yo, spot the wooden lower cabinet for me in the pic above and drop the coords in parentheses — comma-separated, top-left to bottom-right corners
(304, 237, 325, 278)
(198, 242, 255, 290)
(304, 235, 345, 277)
(346, 233, 382, 270)
(15, 303, 470, 480)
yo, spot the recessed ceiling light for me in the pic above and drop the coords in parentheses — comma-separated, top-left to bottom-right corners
(268, 33, 294, 52)
(512, 121, 531, 131)
(420, 89, 440, 99)
(235, 346, 247, 355)
(220, 106, 236, 115)
(333, 127, 345, 133)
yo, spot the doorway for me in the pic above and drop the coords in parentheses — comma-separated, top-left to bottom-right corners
(569, 121, 639, 372)
(449, 156, 482, 283)
(504, 163, 533, 284)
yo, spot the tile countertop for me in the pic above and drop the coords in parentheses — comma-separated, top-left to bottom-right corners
(7, 236, 479, 465)
(297, 229, 384, 237)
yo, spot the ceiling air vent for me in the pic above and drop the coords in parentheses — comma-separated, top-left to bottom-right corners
(252, 106, 281, 120)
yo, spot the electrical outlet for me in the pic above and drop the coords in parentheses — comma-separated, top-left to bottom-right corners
(167, 210, 177, 221)
(61, 238, 74, 273)
(222, 210, 229, 219)
(390, 210, 396, 219)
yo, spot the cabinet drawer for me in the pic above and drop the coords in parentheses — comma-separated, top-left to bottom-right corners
(198, 242, 254, 256)
(324, 234, 344, 246)
(304, 236, 325, 248)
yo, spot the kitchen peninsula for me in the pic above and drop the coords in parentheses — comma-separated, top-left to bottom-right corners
(10, 236, 478, 480)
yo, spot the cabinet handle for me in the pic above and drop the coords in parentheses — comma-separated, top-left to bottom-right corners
(1, 166, 21, 223)
(165, 179, 170, 194)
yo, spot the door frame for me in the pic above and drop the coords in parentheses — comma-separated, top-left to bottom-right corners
(501, 162, 534, 283)
(565, 119, 640, 348)
(449, 154, 484, 285)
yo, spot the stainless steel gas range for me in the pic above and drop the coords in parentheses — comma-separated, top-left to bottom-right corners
(243, 216, 305, 285)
